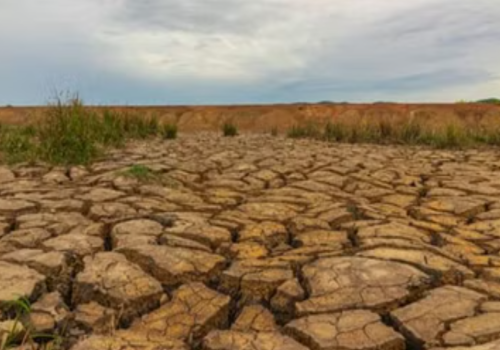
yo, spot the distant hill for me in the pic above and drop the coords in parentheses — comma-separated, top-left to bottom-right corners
(477, 98, 500, 104)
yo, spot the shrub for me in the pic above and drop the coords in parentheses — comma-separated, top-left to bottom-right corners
(223, 122, 238, 137)
(162, 123, 178, 140)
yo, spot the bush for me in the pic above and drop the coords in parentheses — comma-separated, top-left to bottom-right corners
(162, 123, 178, 140)
(223, 122, 238, 137)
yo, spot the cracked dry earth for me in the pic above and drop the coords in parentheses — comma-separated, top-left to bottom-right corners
(3, 134, 500, 350)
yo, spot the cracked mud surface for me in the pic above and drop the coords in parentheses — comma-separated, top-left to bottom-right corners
(2, 133, 500, 349)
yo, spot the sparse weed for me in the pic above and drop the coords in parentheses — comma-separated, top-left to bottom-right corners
(377, 119, 394, 140)
(323, 122, 347, 142)
(223, 122, 238, 137)
(1, 297, 31, 349)
(426, 125, 469, 149)
(418, 187, 429, 198)
(346, 203, 365, 220)
(484, 128, 500, 146)
(270, 127, 278, 137)
(287, 123, 320, 139)
(400, 120, 423, 144)
(122, 113, 150, 139)
(146, 115, 160, 135)
(162, 123, 178, 140)
(287, 117, 494, 150)
(119, 164, 158, 183)
(0, 296, 61, 350)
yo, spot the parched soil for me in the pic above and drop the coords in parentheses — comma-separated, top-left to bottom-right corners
(2, 133, 500, 349)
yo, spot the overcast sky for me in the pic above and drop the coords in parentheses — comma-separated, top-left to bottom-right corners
(1, 0, 499, 105)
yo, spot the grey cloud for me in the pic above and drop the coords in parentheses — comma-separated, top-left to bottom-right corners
(0, 0, 499, 105)
(265, 0, 500, 101)
(114, 0, 290, 35)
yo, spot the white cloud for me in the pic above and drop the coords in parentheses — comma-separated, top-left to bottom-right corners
(0, 0, 499, 104)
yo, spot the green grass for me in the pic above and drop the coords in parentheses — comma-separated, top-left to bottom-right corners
(222, 122, 238, 137)
(36, 99, 102, 165)
(0, 126, 38, 164)
(0, 98, 162, 166)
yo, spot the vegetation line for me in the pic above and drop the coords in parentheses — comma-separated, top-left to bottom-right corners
(0, 97, 178, 165)
(287, 119, 500, 149)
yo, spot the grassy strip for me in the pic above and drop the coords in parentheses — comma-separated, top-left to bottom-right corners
(289, 120, 500, 149)
(0, 98, 178, 165)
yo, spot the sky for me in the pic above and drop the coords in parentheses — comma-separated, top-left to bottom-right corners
(0, 0, 499, 105)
